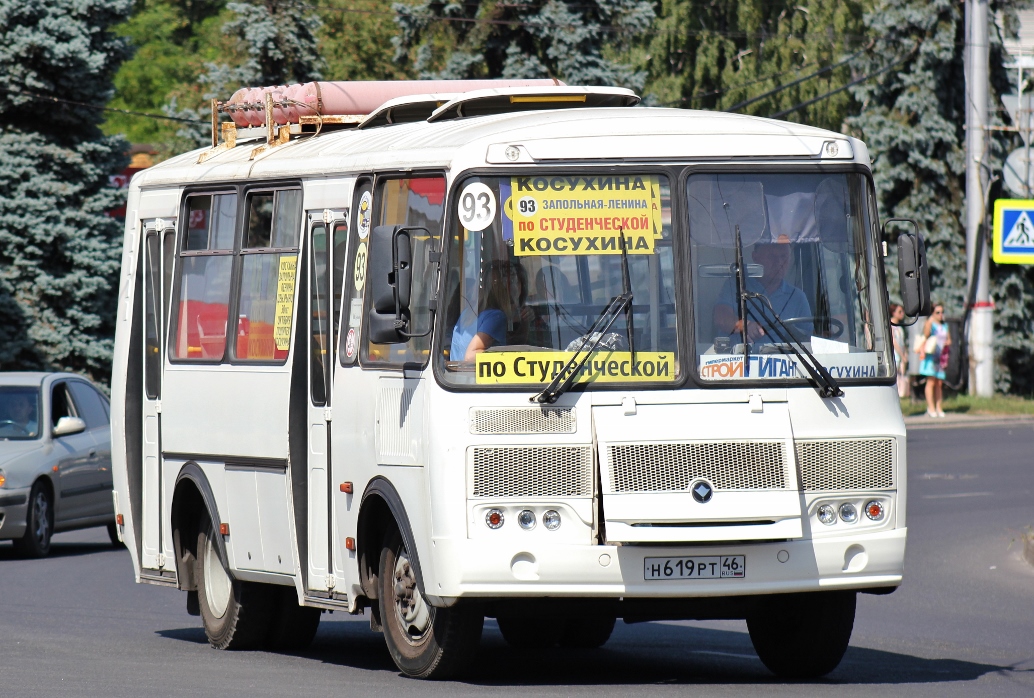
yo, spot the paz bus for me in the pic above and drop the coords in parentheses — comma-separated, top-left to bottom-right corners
(110, 79, 931, 680)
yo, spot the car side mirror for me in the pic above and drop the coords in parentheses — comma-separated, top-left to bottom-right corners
(885, 218, 932, 319)
(369, 225, 436, 344)
(53, 416, 86, 437)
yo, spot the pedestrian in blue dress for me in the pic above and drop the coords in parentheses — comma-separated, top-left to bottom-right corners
(918, 303, 950, 417)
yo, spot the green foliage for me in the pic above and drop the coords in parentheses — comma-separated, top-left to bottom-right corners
(393, 0, 654, 88)
(320, 0, 413, 81)
(0, 0, 132, 384)
(636, 0, 867, 132)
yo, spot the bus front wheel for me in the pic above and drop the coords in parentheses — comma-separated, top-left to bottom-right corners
(378, 529, 483, 679)
(195, 515, 273, 650)
(747, 591, 856, 679)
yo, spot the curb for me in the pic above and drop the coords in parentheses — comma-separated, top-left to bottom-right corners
(903, 413, 1034, 430)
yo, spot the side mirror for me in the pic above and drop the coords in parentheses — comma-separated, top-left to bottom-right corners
(885, 218, 932, 318)
(53, 416, 86, 437)
(368, 225, 433, 344)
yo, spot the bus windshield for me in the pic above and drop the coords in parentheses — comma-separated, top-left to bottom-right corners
(438, 173, 679, 388)
(689, 171, 893, 382)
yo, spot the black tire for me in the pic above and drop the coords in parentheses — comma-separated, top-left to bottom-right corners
(558, 615, 616, 649)
(106, 521, 121, 547)
(378, 529, 483, 679)
(13, 482, 53, 558)
(266, 586, 322, 651)
(747, 591, 856, 679)
(195, 516, 274, 650)
(497, 615, 561, 649)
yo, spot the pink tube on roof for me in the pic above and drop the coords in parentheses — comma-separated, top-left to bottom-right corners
(223, 79, 564, 127)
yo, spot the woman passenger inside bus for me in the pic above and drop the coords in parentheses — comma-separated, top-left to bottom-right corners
(451, 260, 531, 361)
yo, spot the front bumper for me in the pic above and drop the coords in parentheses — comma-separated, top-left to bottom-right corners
(0, 487, 31, 540)
(430, 528, 906, 599)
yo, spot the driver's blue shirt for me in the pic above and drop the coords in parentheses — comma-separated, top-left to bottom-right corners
(716, 278, 813, 343)
(451, 308, 507, 359)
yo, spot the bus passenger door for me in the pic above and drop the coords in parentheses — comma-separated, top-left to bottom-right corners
(141, 220, 175, 572)
(305, 209, 348, 594)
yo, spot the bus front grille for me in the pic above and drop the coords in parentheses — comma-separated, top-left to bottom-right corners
(606, 441, 788, 493)
(468, 407, 576, 435)
(795, 438, 895, 490)
(471, 446, 593, 498)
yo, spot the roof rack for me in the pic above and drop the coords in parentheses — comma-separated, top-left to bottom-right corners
(196, 79, 641, 162)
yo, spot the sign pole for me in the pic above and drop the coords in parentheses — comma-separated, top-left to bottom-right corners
(966, 0, 994, 396)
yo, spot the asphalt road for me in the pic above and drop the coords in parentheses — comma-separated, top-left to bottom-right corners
(1, 421, 1032, 697)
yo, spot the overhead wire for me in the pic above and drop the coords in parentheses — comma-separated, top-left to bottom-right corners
(0, 85, 206, 124)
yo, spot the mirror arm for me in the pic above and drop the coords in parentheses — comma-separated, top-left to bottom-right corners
(391, 225, 433, 339)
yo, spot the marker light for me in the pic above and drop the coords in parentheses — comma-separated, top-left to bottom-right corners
(0, 469, 5, 488)
(518, 509, 536, 530)
(542, 510, 562, 531)
(485, 509, 504, 529)
(817, 503, 837, 525)
(865, 500, 885, 521)
(839, 503, 858, 524)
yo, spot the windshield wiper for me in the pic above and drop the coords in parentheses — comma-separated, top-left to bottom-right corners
(743, 295, 844, 398)
(733, 224, 750, 375)
(619, 231, 636, 367)
(532, 291, 632, 404)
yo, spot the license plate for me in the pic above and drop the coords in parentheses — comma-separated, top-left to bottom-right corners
(644, 555, 746, 580)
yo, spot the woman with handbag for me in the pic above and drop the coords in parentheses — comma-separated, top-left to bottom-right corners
(918, 303, 951, 417)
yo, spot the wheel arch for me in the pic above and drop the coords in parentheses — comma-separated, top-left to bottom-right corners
(357, 476, 425, 602)
(170, 462, 227, 591)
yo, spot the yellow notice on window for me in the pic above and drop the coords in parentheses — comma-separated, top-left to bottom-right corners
(503, 175, 664, 257)
(273, 254, 297, 351)
(475, 350, 676, 384)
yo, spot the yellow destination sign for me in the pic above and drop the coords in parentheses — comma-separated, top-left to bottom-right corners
(505, 175, 664, 256)
(475, 350, 677, 384)
(273, 254, 297, 351)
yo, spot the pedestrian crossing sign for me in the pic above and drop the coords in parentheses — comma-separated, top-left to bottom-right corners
(993, 199, 1034, 264)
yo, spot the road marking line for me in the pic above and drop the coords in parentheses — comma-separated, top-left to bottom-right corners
(691, 650, 758, 660)
(920, 492, 993, 499)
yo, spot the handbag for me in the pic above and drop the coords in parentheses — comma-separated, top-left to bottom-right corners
(923, 335, 938, 354)
(939, 345, 951, 369)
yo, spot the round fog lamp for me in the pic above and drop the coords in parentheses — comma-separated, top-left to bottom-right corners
(865, 500, 885, 521)
(817, 503, 837, 525)
(517, 509, 536, 530)
(839, 502, 858, 524)
(485, 509, 504, 529)
(542, 510, 562, 531)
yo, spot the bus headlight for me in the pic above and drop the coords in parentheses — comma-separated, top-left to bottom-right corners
(542, 510, 561, 531)
(816, 503, 837, 525)
(838, 502, 858, 524)
(517, 509, 536, 530)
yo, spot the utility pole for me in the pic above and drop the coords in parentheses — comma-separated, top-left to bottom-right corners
(966, 0, 994, 396)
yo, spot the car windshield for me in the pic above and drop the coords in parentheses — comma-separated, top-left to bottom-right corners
(688, 172, 893, 381)
(438, 173, 680, 388)
(0, 386, 42, 440)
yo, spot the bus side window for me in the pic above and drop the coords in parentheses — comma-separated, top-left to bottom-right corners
(362, 176, 445, 367)
(233, 189, 302, 363)
(339, 179, 373, 366)
(170, 193, 237, 361)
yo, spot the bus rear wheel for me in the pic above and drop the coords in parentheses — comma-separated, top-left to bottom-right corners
(378, 529, 483, 679)
(195, 515, 273, 650)
(747, 591, 856, 679)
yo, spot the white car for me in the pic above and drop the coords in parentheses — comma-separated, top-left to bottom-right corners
(0, 372, 116, 557)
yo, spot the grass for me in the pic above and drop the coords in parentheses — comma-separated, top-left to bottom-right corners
(900, 393, 1034, 417)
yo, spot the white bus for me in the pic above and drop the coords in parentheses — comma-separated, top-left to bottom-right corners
(110, 80, 931, 680)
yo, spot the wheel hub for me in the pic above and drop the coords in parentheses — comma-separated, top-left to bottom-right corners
(203, 534, 232, 618)
(392, 551, 431, 644)
(33, 492, 50, 544)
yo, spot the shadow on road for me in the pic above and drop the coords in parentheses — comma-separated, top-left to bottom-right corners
(157, 616, 1023, 687)
(0, 540, 122, 561)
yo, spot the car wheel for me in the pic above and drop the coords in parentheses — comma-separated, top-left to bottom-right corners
(496, 615, 561, 649)
(106, 521, 122, 547)
(747, 591, 856, 679)
(13, 482, 53, 558)
(378, 528, 483, 679)
(195, 514, 273, 649)
(558, 615, 616, 649)
(266, 586, 321, 651)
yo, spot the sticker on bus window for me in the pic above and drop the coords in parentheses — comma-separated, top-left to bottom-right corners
(502, 175, 664, 257)
(357, 191, 372, 239)
(474, 350, 676, 384)
(353, 242, 368, 291)
(349, 298, 363, 328)
(273, 255, 297, 351)
(344, 328, 357, 359)
(458, 182, 496, 232)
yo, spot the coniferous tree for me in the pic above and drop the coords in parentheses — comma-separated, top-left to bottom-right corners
(393, 0, 655, 89)
(0, 0, 133, 384)
(849, 0, 1033, 393)
(635, 0, 868, 132)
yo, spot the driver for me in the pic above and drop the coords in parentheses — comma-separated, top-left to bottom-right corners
(713, 238, 813, 346)
(3, 393, 38, 437)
